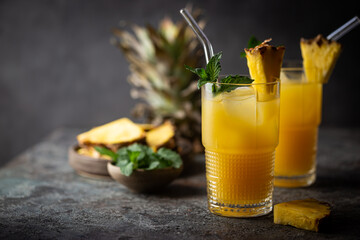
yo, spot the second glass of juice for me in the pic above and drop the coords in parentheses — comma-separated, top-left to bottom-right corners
(202, 78, 280, 217)
(274, 62, 322, 187)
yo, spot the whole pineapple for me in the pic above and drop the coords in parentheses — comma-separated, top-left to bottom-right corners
(111, 8, 205, 153)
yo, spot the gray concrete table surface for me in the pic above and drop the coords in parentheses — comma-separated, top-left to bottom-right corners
(0, 127, 359, 239)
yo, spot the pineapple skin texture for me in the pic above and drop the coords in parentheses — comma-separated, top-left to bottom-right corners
(274, 198, 331, 232)
(245, 39, 285, 84)
(300, 34, 341, 83)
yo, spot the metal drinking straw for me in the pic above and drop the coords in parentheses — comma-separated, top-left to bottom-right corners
(327, 16, 360, 41)
(180, 8, 214, 63)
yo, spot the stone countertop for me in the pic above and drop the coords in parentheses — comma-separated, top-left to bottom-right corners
(0, 128, 359, 239)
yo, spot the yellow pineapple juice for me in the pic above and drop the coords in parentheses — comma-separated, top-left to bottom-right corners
(274, 68, 322, 187)
(202, 80, 280, 217)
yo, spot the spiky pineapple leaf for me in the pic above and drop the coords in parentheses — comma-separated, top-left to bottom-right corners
(111, 11, 204, 153)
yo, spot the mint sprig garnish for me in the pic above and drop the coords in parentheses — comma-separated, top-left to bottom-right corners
(95, 144, 182, 176)
(214, 75, 254, 95)
(185, 52, 222, 89)
(185, 52, 254, 95)
(240, 36, 262, 58)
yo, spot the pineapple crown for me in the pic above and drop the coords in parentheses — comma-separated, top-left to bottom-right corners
(111, 8, 205, 125)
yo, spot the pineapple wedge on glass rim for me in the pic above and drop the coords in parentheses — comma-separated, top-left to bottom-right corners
(245, 39, 285, 100)
(300, 34, 342, 83)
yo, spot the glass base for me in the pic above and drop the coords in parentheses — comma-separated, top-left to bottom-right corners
(208, 199, 272, 218)
(274, 172, 315, 188)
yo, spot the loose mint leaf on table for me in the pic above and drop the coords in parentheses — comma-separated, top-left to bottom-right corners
(240, 36, 262, 57)
(214, 75, 254, 96)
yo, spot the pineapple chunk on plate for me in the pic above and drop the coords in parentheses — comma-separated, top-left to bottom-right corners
(77, 146, 112, 160)
(146, 121, 175, 150)
(77, 118, 145, 145)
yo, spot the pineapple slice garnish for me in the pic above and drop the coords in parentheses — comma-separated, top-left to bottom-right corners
(146, 121, 175, 150)
(245, 39, 285, 84)
(300, 34, 341, 83)
(77, 118, 145, 145)
(274, 198, 331, 232)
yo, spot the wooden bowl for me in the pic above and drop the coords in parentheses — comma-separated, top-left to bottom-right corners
(68, 145, 112, 179)
(107, 162, 183, 193)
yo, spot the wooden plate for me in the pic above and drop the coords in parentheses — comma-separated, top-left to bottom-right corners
(68, 145, 111, 179)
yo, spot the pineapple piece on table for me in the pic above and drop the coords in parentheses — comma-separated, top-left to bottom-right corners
(146, 121, 175, 150)
(77, 118, 145, 146)
(300, 34, 341, 83)
(245, 39, 285, 100)
(274, 198, 331, 232)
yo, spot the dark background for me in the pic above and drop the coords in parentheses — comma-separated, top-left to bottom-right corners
(1, 0, 359, 166)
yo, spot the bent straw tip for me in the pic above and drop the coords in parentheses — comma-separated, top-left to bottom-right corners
(180, 8, 187, 14)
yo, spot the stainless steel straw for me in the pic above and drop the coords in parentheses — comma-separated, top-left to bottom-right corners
(180, 8, 214, 63)
(327, 16, 360, 41)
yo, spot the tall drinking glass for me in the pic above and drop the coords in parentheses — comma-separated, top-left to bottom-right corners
(202, 78, 280, 217)
(274, 62, 322, 187)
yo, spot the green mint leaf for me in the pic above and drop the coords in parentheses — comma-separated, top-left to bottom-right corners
(185, 52, 222, 89)
(213, 75, 254, 96)
(156, 148, 182, 169)
(240, 36, 262, 58)
(212, 83, 218, 93)
(114, 143, 183, 175)
(128, 150, 140, 163)
(248, 36, 262, 49)
(205, 52, 222, 82)
(94, 146, 118, 161)
(121, 162, 134, 176)
(185, 65, 207, 79)
(198, 78, 210, 89)
(116, 158, 129, 168)
(116, 147, 128, 158)
(147, 161, 160, 170)
(157, 159, 171, 169)
(127, 143, 148, 152)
